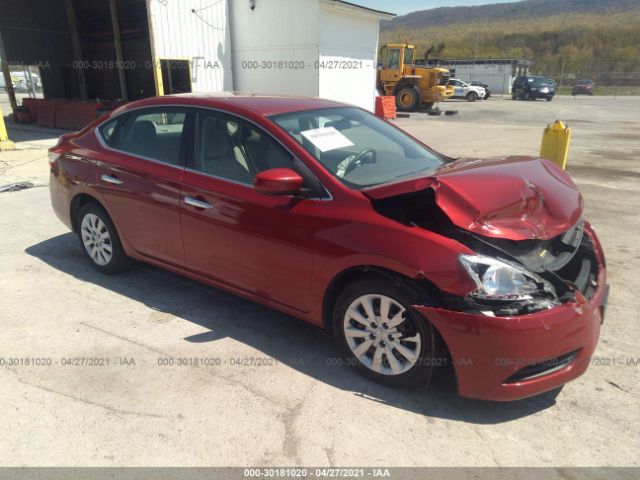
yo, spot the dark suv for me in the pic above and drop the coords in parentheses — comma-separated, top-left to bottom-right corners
(512, 76, 556, 101)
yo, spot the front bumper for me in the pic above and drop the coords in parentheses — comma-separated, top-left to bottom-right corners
(531, 90, 555, 98)
(415, 229, 607, 402)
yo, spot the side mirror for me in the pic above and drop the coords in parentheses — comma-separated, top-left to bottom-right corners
(254, 168, 303, 196)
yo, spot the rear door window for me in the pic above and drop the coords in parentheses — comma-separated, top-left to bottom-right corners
(109, 107, 190, 166)
(98, 118, 121, 146)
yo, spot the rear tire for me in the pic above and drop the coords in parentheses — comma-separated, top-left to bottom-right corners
(332, 277, 437, 388)
(395, 85, 422, 112)
(466, 91, 478, 102)
(77, 203, 132, 274)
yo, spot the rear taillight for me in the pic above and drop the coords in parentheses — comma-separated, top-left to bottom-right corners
(49, 135, 66, 167)
(48, 151, 60, 168)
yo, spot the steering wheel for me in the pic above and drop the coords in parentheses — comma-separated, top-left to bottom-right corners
(336, 148, 377, 178)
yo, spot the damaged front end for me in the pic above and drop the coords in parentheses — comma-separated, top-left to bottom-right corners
(364, 156, 606, 399)
(366, 157, 603, 317)
(452, 218, 600, 316)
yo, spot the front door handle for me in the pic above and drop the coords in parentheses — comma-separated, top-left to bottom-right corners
(185, 196, 214, 209)
(101, 174, 123, 185)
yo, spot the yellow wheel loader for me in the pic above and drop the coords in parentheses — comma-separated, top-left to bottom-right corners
(377, 43, 454, 112)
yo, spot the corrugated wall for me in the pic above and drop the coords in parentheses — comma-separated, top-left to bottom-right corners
(229, 0, 320, 96)
(318, 2, 380, 111)
(148, 0, 233, 92)
(444, 63, 514, 95)
(0, 0, 73, 66)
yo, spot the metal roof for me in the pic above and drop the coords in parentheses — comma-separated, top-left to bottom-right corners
(322, 0, 396, 19)
(427, 58, 533, 66)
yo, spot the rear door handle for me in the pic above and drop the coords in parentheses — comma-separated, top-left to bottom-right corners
(101, 174, 123, 185)
(185, 196, 214, 209)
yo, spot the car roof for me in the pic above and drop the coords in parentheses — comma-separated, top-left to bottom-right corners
(114, 92, 349, 117)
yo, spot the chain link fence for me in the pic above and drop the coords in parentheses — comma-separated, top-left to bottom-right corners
(460, 71, 640, 97)
(538, 72, 640, 97)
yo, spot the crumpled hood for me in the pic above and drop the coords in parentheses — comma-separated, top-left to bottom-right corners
(363, 156, 584, 241)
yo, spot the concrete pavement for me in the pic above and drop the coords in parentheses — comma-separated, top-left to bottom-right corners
(1, 96, 639, 468)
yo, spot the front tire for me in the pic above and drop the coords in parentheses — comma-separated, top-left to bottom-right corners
(546, 96, 553, 102)
(395, 85, 422, 112)
(466, 91, 478, 102)
(77, 203, 131, 274)
(333, 277, 437, 388)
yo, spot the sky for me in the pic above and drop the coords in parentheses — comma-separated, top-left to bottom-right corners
(356, 0, 519, 15)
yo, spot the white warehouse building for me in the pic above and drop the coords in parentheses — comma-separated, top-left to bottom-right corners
(0, 0, 393, 116)
(426, 58, 533, 94)
(149, 0, 394, 111)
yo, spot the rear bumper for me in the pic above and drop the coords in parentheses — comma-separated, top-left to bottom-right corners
(49, 170, 73, 230)
(414, 232, 607, 401)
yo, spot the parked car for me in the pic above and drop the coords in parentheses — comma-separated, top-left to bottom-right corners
(512, 75, 556, 101)
(0, 71, 41, 92)
(573, 79, 595, 96)
(449, 78, 486, 102)
(49, 94, 607, 401)
(470, 81, 491, 99)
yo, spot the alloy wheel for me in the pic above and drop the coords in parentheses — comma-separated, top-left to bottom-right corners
(343, 294, 422, 375)
(81, 213, 113, 266)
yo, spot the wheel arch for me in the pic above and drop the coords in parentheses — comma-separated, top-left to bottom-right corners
(322, 265, 453, 364)
(70, 193, 104, 232)
(321, 266, 438, 330)
(392, 78, 420, 95)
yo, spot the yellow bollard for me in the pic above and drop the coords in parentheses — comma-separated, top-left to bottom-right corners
(0, 106, 16, 151)
(540, 120, 571, 170)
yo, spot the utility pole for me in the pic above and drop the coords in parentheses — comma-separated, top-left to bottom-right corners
(473, 29, 480, 80)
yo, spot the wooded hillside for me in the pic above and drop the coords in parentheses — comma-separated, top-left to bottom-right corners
(380, 0, 640, 74)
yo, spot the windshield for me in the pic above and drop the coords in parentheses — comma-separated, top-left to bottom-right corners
(270, 107, 444, 189)
(530, 77, 549, 86)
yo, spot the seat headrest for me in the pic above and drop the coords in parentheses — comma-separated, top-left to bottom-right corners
(201, 117, 233, 158)
(128, 120, 157, 145)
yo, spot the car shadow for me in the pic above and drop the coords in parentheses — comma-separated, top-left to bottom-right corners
(26, 233, 563, 424)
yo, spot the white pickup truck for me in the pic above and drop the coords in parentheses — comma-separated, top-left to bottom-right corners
(449, 78, 486, 102)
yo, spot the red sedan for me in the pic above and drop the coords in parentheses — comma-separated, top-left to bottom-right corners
(49, 94, 608, 401)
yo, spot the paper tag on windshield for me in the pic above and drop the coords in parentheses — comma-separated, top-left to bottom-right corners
(300, 127, 354, 152)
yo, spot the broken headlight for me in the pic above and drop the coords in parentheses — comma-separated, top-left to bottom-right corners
(459, 254, 557, 302)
